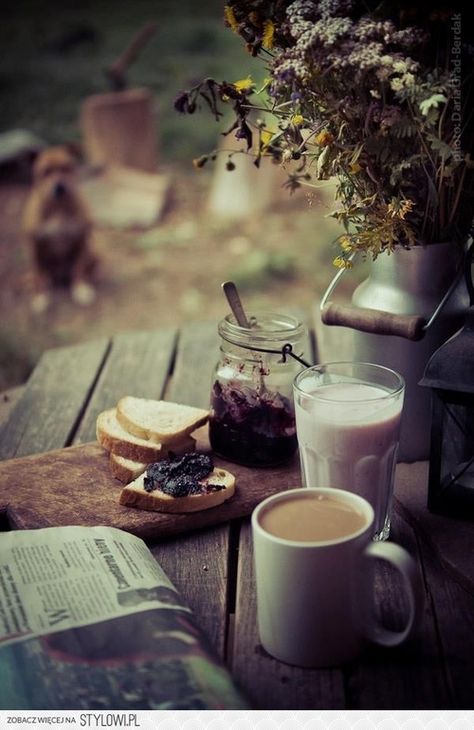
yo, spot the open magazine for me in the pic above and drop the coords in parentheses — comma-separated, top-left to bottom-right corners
(0, 525, 249, 710)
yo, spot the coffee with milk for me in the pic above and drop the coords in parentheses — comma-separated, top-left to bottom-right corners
(259, 492, 367, 542)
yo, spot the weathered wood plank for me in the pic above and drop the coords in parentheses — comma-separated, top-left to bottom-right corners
(156, 320, 230, 660)
(345, 510, 450, 709)
(0, 386, 25, 429)
(395, 461, 474, 592)
(231, 519, 346, 709)
(73, 328, 177, 444)
(0, 339, 109, 460)
(150, 529, 229, 658)
(169, 321, 219, 409)
(417, 537, 474, 709)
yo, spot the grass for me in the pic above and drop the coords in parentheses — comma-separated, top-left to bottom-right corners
(0, 0, 263, 163)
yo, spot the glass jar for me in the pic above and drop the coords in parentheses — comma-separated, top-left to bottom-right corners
(209, 312, 308, 466)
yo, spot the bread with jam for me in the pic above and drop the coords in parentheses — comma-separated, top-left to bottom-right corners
(119, 452, 235, 513)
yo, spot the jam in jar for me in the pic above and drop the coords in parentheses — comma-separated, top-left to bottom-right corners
(209, 312, 308, 466)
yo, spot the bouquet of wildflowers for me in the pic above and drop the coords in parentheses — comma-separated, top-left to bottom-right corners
(176, 0, 473, 266)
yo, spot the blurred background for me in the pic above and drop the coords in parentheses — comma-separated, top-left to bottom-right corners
(0, 0, 360, 392)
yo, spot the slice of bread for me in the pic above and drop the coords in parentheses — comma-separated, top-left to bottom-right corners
(116, 397, 209, 444)
(97, 408, 197, 462)
(109, 435, 198, 484)
(109, 453, 148, 483)
(97, 408, 163, 462)
(119, 468, 235, 513)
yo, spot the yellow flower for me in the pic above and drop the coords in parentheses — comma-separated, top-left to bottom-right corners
(260, 129, 275, 148)
(315, 130, 334, 146)
(350, 162, 362, 174)
(224, 6, 240, 33)
(262, 20, 275, 50)
(333, 256, 353, 269)
(291, 114, 304, 126)
(233, 76, 254, 93)
(339, 235, 353, 252)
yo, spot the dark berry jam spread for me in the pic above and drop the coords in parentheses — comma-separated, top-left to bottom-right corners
(209, 380, 297, 466)
(144, 452, 224, 497)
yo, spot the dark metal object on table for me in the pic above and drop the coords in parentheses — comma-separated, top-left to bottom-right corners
(420, 244, 474, 516)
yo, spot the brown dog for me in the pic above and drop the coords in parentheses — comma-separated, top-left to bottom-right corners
(22, 145, 96, 312)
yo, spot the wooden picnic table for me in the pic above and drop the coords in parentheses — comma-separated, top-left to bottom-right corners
(1, 322, 473, 710)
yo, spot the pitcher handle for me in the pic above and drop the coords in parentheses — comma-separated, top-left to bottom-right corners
(321, 302, 426, 341)
(320, 251, 466, 341)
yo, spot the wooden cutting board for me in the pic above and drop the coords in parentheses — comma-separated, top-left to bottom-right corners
(0, 441, 301, 541)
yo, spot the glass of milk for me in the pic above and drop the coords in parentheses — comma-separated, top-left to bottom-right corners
(293, 362, 405, 540)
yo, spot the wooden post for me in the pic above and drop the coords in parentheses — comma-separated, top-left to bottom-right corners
(80, 88, 158, 173)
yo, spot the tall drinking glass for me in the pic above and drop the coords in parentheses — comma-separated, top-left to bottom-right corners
(293, 362, 405, 540)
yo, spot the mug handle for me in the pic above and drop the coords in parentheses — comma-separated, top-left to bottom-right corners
(362, 542, 425, 647)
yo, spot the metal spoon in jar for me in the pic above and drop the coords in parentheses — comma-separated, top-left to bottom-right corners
(221, 281, 251, 328)
(221, 279, 268, 393)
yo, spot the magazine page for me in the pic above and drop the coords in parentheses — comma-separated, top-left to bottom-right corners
(0, 526, 249, 710)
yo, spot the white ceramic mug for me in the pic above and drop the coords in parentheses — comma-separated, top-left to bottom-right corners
(252, 488, 424, 668)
